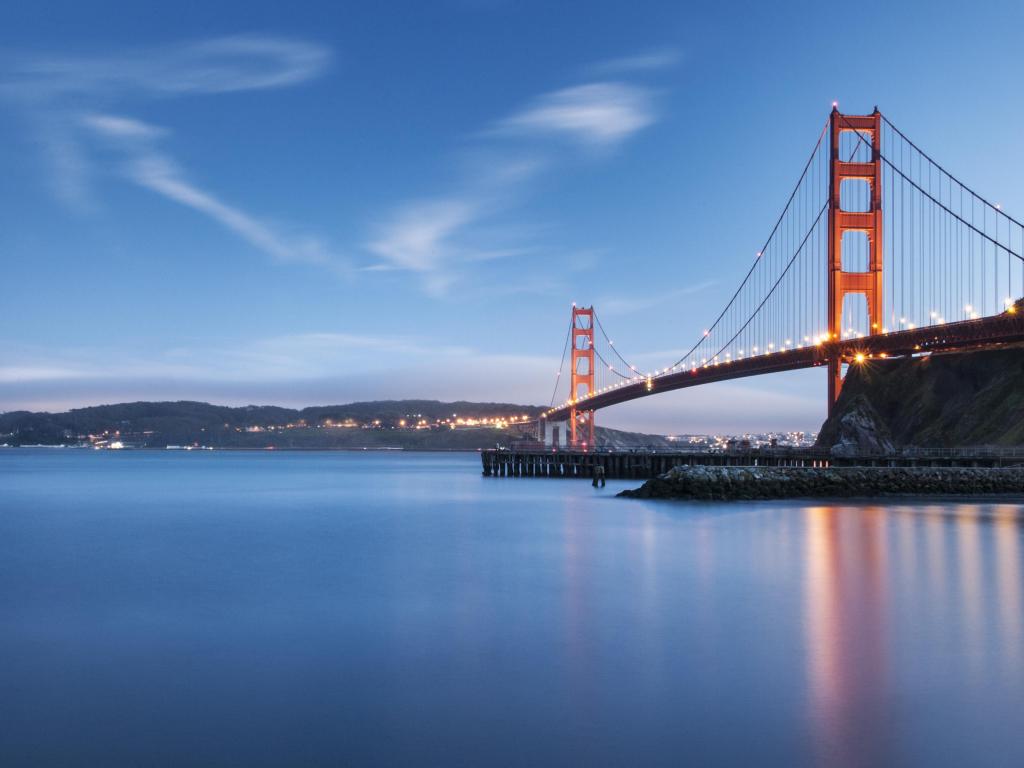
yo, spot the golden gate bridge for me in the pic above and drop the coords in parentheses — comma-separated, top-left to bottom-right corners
(540, 106, 1024, 448)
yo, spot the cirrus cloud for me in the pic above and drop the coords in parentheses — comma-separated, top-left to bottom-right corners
(494, 81, 656, 148)
(2, 36, 343, 273)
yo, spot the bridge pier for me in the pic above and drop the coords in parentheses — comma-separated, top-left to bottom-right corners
(540, 418, 569, 449)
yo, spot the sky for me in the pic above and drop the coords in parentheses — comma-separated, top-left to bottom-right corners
(2, 0, 1023, 433)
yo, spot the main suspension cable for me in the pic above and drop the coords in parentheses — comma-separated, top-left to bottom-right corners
(548, 312, 573, 408)
(668, 117, 830, 370)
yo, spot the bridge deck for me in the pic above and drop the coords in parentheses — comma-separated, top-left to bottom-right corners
(543, 310, 1024, 423)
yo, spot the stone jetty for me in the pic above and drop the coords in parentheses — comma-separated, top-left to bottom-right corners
(618, 465, 1024, 501)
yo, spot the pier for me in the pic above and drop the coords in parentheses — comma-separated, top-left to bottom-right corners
(481, 446, 1024, 479)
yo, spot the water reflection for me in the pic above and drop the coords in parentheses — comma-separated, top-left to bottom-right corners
(804, 503, 1024, 765)
(956, 506, 985, 684)
(804, 506, 891, 766)
(995, 506, 1023, 678)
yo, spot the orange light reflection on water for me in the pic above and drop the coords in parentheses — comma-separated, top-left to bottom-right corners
(804, 502, 1024, 766)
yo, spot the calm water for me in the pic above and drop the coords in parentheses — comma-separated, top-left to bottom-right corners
(1, 450, 1022, 767)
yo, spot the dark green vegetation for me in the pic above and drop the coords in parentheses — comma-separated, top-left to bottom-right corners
(0, 400, 672, 450)
(816, 345, 1024, 452)
(0, 400, 543, 449)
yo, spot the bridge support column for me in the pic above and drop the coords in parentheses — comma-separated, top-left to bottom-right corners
(828, 106, 884, 415)
(569, 305, 596, 447)
(541, 418, 568, 448)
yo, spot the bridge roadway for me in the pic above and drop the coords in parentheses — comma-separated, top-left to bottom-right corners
(543, 307, 1024, 423)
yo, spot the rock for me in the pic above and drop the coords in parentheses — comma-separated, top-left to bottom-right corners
(617, 465, 1024, 501)
(816, 345, 1024, 451)
(827, 394, 895, 457)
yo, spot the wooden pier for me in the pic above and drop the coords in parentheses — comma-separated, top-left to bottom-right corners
(481, 447, 1024, 479)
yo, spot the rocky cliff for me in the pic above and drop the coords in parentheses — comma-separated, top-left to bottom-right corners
(816, 345, 1024, 451)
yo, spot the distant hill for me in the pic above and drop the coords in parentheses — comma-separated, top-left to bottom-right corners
(816, 345, 1024, 453)
(0, 399, 672, 450)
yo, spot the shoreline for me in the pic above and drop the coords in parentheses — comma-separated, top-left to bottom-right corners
(0, 445, 487, 453)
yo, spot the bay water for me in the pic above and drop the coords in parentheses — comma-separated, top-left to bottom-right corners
(1, 450, 1022, 766)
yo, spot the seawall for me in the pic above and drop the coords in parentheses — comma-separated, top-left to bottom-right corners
(618, 465, 1024, 500)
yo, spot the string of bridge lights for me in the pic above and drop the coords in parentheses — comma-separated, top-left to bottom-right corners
(542, 300, 1020, 418)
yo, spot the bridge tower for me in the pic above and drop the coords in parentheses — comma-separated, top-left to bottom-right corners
(828, 106, 883, 415)
(570, 305, 595, 446)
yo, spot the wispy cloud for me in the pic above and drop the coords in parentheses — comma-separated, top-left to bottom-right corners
(494, 81, 656, 148)
(363, 152, 547, 294)
(3, 35, 329, 98)
(599, 281, 718, 315)
(3, 36, 342, 272)
(369, 67, 664, 295)
(0, 332, 431, 385)
(0, 333, 560, 411)
(82, 113, 343, 270)
(589, 48, 681, 76)
(81, 113, 165, 140)
(368, 198, 478, 274)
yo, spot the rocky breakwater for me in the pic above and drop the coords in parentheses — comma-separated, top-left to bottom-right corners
(618, 465, 1024, 501)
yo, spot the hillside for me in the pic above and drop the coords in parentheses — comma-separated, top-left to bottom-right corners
(816, 345, 1024, 453)
(0, 399, 674, 450)
(0, 400, 544, 449)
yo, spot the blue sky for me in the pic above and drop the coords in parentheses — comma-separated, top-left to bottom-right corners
(2, 0, 1023, 432)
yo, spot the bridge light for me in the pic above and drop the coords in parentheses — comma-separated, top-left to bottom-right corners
(908, 322, 916, 329)
(703, 329, 710, 336)
(854, 353, 865, 363)
(1009, 305, 1018, 314)
(900, 317, 907, 324)
(964, 304, 973, 312)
